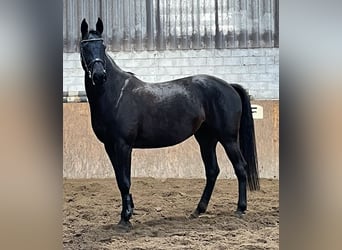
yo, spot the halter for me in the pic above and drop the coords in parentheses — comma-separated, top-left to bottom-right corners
(80, 38, 106, 79)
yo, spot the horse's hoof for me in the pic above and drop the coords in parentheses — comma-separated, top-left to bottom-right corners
(116, 220, 132, 232)
(234, 210, 245, 218)
(189, 210, 200, 219)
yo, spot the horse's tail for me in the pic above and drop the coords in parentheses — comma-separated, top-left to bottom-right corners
(231, 84, 260, 191)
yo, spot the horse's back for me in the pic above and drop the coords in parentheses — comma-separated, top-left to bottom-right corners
(130, 77, 206, 148)
(133, 74, 241, 109)
(191, 74, 240, 100)
(129, 74, 242, 147)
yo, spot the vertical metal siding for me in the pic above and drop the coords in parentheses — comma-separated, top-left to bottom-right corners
(63, 0, 279, 52)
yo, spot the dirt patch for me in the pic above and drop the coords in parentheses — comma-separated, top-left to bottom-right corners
(63, 178, 278, 249)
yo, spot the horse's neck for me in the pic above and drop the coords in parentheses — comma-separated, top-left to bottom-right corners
(105, 54, 129, 94)
(85, 55, 129, 106)
(106, 54, 122, 74)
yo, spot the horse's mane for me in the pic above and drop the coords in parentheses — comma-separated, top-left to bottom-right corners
(107, 53, 136, 78)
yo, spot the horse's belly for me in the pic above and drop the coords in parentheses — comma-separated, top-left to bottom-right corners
(134, 116, 204, 148)
(133, 132, 192, 148)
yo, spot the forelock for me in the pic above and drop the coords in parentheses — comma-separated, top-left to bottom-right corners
(88, 30, 101, 38)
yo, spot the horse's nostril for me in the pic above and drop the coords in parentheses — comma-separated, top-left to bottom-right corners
(93, 71, 106, 84)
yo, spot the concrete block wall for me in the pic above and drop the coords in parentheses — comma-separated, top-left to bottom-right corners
(64, 48, 279, 99)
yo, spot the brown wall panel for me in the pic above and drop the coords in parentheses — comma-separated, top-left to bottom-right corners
(63, 100, 278, 179)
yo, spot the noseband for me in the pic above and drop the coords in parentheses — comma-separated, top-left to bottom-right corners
(80, 38, 106, 79)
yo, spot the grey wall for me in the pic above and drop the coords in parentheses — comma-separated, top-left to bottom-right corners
(64, 48, 279, 99)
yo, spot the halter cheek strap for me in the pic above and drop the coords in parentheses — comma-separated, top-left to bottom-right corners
(86, 58, 106, 78)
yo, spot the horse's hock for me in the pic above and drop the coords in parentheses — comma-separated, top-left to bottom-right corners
(63, 100, 278, 179)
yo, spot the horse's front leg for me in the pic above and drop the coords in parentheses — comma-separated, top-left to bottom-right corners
(104, 141, 134, 230)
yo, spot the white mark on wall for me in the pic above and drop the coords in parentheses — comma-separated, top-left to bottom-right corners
(252, 104, 263, 119)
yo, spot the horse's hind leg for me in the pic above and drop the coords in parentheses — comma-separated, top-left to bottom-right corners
(191, 126, 219, 218)
(221, 140, 248, 215)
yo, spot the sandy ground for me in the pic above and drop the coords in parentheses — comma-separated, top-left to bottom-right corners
(63, 178, 278, 249)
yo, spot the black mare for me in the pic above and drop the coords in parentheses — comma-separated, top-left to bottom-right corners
(80, 18, 259, 229)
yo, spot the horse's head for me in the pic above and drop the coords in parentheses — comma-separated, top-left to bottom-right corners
(80, 18, 107, 86)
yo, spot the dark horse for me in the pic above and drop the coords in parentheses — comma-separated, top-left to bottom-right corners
(80, 18, 259, 230)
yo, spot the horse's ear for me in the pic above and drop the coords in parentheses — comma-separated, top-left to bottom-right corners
(96, 18, 103, 35)
(81, 19, 88, 38)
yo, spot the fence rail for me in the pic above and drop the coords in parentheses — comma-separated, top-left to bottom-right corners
(64, 0, 279, 52)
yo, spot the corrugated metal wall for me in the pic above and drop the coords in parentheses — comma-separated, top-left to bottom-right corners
(63, 0, 279, 52)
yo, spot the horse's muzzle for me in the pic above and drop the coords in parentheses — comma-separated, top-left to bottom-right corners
(92, 69, 107, 85)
